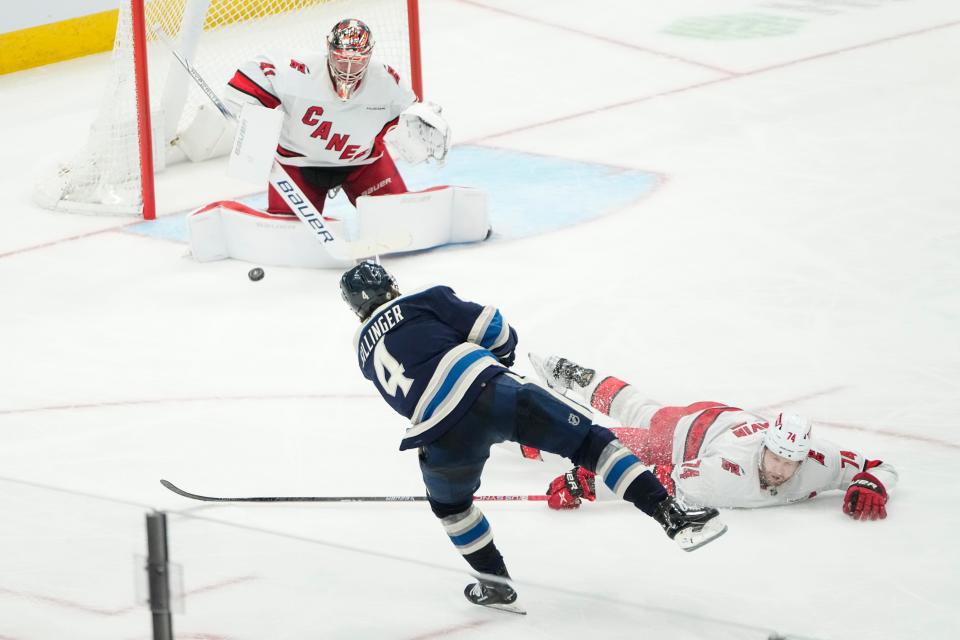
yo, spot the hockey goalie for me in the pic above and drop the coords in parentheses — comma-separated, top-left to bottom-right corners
(528, 354, 897, 520)
(184, 18, 489, 268)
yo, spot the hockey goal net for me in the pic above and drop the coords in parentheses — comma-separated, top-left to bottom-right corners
(34, 0, 421, 219)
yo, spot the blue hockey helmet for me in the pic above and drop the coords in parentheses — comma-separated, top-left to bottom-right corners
(340, 261, 400, 320)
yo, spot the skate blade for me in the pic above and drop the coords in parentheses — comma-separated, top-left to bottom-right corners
(677, 519, 728, 552)
(479, 601, 527, 615)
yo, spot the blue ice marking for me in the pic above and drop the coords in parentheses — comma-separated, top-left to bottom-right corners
(124, 145, 660, 244)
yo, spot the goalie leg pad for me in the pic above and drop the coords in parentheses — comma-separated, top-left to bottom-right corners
(187, 201, 353, 268)
(355, 186, 489, 252)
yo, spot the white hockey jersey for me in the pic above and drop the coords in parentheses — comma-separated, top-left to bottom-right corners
(594, 378, 899, 509)
(225, 51, 416, 168)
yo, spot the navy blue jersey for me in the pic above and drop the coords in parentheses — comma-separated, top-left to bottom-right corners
(352, 286, 518, 450)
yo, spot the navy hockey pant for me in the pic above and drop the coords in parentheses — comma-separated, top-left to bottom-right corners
(419, 372, 667, 575)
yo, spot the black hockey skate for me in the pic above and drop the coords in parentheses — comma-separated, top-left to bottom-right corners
(464, 579, 525, 615)
(528, 353, 595, 393)
(653, 496, 727, 552)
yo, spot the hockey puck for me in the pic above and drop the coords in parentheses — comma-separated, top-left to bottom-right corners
(248, 267, 265, 282)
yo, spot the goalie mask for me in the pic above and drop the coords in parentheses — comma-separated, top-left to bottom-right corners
(327, 18, 374, 100)
(340, 261, 400, 320)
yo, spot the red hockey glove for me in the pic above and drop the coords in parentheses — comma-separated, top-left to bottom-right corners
(546, 467, 597, 510)
(843, 472, 887, 521)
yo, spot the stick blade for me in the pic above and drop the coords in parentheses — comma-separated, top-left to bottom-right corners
(160, 478, 218, 501)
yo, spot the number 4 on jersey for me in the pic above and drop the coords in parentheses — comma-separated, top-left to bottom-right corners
(373, 341, 414, 397)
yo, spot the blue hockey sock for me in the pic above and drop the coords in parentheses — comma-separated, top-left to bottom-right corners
(574, 425, 668, 515)
(429, 497, 507, 576)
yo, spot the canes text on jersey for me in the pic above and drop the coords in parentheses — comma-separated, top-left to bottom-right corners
(302, 106, 365, 160)
(358, 305, 405, 367)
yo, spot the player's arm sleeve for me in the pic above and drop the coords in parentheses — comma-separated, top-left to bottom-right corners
(384, 64, 418, 118)
(467, 305, 517, 362)
(430, 287, 518, 360)
(225, 55, 283, 112)
(816, 440, 899, 492)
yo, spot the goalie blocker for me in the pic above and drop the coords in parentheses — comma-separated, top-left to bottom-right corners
(187, 185, 490, 268)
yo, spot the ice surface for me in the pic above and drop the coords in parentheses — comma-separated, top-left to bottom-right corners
(1, 1, 958, 638)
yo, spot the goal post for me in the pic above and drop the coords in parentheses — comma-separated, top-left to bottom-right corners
(35, 0, 423, 220)
(131, 0, 158, 220)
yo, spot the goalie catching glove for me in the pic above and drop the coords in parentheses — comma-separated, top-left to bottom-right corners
(384, 101, 451, 165)
(546, 467, 596, 510)
(843, 471, 888, 521)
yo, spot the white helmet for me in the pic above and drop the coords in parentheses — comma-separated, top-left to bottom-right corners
(762, 413, 811, 461)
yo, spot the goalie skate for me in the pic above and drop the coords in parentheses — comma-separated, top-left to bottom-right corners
(464, 580, 526, 615)
(653, 497, 727, 552)
(528, 353, 595, 396)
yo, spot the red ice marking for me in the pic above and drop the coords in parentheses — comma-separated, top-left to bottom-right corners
(470, 19, 960, 144)
(819, 419, 960, 451)
(0, 226, 126, 260)
(453, 0, 736, 75)
(0, 576, 257, 617)
(182, 575, 258, 597)
(405, 619, 494, 640)
(756, 386, 849, 411)
(757, 383, 960, 451)
(0, 393, 379, 416)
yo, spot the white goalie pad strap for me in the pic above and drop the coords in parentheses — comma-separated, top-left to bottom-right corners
(228, 103, 285, 184)
(186, 201, 354, 269)
(355, 186, 489, 252)
(384, 101, 451, 164)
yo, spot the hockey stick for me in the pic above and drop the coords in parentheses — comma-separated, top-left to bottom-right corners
(161, 479, 547, 503)
(151, 26, 407, 261)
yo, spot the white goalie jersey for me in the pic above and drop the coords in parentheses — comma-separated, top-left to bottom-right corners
(588, 377, 899, 509)
(225, 51, 416, 168)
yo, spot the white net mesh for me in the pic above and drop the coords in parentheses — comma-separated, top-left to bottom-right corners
(35, 0, 415, 216)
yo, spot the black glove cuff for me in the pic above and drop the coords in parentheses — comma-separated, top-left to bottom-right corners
(563, 471, 584, 498)
(850, 478, 883, 495)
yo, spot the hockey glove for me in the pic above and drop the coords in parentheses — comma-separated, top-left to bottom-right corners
(843, 472, 887, 520)
(546, 467, 596, 510)
(384, 102, 451, 164)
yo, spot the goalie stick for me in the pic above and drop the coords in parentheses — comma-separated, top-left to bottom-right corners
(161, 479, 548, 503)
(152, 26, 408, 261)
